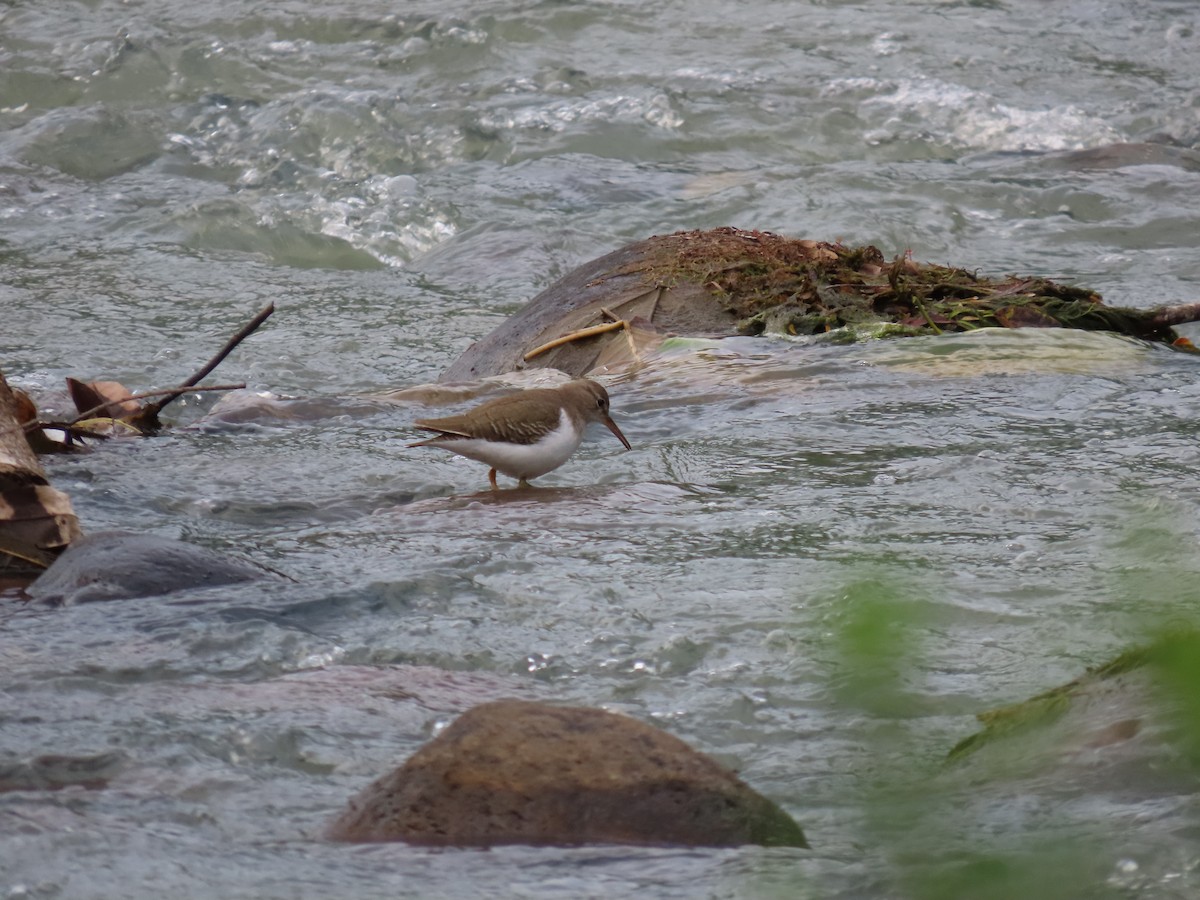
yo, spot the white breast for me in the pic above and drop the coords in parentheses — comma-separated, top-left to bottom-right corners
(439, 409, 584, 480)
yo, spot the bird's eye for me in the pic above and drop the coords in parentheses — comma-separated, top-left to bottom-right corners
(597, 398, 606, 409)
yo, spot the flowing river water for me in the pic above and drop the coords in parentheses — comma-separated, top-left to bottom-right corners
(4, 0, 1200, 897)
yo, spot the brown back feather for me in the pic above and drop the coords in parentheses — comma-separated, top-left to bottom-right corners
(412, 388, 568, 446)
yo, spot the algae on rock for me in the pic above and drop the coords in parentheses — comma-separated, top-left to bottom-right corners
(441, 227, 1200, 380)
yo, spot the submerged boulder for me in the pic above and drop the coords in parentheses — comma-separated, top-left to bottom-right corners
(27, 531, 266, 605)
(0, 751, 127, 793)
(441, 227, 1200, 380)
(325, 698, 807, 848)
(948, 630, 1200, 780)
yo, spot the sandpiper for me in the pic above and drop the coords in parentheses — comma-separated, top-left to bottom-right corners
(408, 378, 632, 489)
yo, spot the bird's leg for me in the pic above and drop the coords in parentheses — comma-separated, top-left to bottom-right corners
(518, 477, 531, 489)
(488, 468, 498, 490)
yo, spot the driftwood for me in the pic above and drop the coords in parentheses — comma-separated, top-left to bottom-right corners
(1, 303, 274, 576)
(13, 302, 273, 451)
(0, 372, 81, 574)
(131, 301, 275, 430)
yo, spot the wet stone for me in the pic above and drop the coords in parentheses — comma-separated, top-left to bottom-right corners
(0, 751, 127, 793)
(27, 531, 266, 605)
(439, 226, 1200, 381)
(325, 698, 808, 848)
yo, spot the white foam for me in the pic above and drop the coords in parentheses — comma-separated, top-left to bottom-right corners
(849, 76, 1123, 153)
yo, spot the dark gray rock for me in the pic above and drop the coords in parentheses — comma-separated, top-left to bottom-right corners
(28, 531, 266, 605)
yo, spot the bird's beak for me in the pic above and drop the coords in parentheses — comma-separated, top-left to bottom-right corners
(603, 415, 632, 450)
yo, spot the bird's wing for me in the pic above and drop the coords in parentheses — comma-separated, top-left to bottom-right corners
(412, 391, 563, 445)
(411, 419, 473, 438)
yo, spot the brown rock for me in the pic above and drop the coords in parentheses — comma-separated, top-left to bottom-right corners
(325, 699, 808, 849)
(440, 226, 1200, 382)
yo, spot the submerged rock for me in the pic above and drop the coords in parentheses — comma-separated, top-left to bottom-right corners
(947, 631, 1200, 783)
(325, 698, 808, 848)
(27, 531, 267, 605)
(0, 751, 127, 793)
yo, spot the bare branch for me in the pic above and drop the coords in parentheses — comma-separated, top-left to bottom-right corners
(67, 383, 247, 426)
(139, 302, 275, 417)
(1149, 302, 1200, 330)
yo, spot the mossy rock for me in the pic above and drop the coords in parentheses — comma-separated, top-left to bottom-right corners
(948, 630, 1200, 764)
(441, 227, 1200, 380)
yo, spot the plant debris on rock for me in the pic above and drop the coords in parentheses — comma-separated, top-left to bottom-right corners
(442, 227, 1200, 380)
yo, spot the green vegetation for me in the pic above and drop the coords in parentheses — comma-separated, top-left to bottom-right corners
(627, 228, 1200, 346)
(808, 532, 1200, 898)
